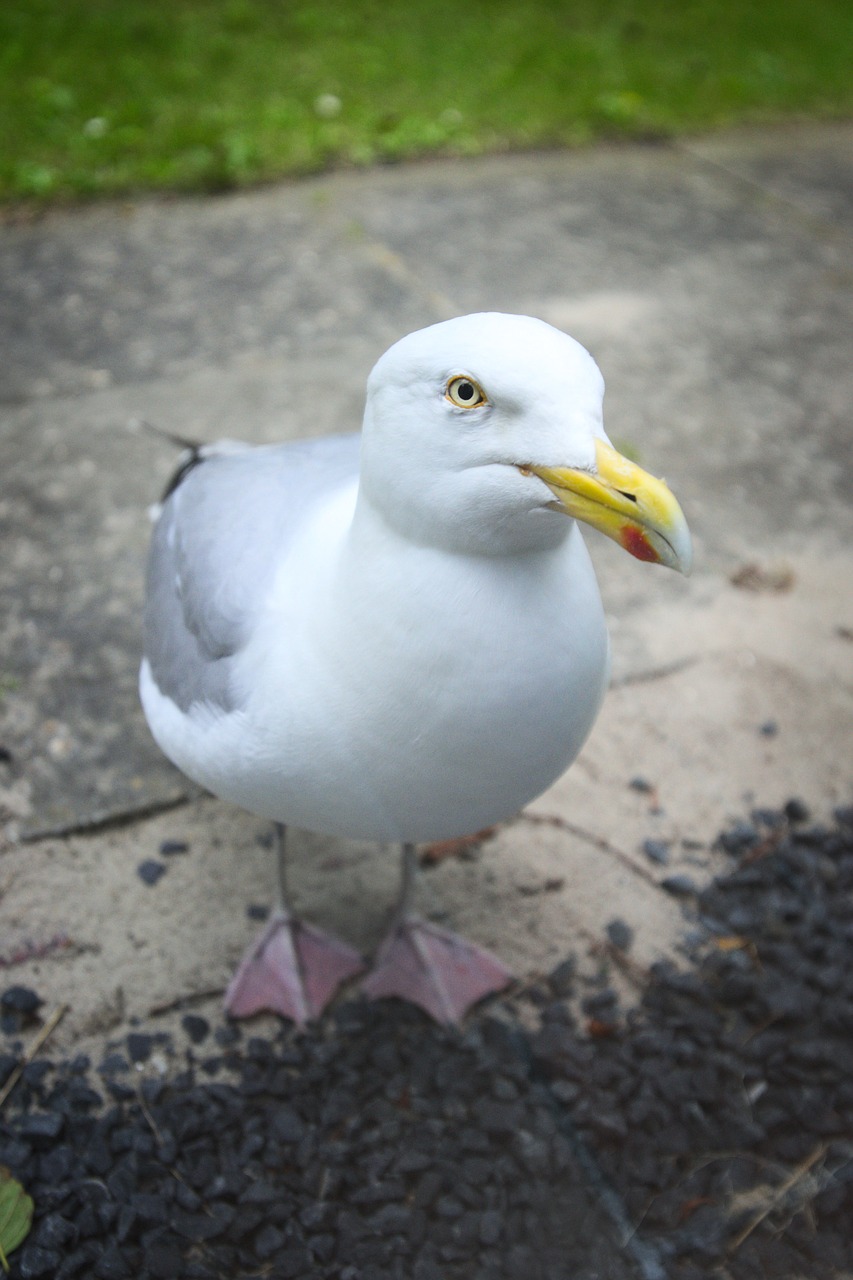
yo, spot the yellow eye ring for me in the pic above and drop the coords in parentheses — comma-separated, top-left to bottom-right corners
(445, 375, 488, 409)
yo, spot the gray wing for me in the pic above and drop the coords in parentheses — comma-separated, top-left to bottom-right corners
(143, 434, 361, 713)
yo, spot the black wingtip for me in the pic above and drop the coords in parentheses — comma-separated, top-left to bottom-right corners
(159, 447, 207, 502)
(134, 419, 208, 502)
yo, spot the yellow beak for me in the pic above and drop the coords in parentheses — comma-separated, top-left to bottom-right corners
(527, 438, 692, 574)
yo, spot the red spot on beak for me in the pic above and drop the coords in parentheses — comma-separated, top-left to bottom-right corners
(620, 524, 659, 563)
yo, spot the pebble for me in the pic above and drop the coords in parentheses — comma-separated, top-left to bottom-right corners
(546, 955, 577, 996)
(126, 1033, 154, 1064)
(717, 820, 759, 853)
(15, 1246, 62, 1279)
(17, 1112, 64, 1143)
(784, 797, 810, 823)
(158, 839, 189, 856)
(1, 986, 42, 1015)
(180, 1015, 210, 1045)
(136, 860, 167, 886)
(93, 1244, 132, 1279)
(641, 838, 670, 865)
(605, 918, 634, 951)
(660, 873, 697, 896)
(98, 1053, 130, 1076)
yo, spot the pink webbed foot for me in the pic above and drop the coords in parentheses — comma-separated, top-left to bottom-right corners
(362, 915, 512, 1024)
(224, 910, 365, 1026)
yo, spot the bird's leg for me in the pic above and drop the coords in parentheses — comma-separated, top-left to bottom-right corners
(224, 823, 365, 1025)
(362, 842, 512, 1024)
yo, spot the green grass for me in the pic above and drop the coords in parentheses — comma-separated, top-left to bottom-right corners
(1, 0, 851, 202)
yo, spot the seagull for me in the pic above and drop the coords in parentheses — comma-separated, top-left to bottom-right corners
(140, 312, 691, 1025)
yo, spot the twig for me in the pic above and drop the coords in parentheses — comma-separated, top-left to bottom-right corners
(610, 655, 701, 687)
(0, 1004, 68, 1109)
(147, 987, 225, 1018)
(517, 811, 661, 888)
(727, 1142, 828, 1252)
(134, 1077, 164, 1145)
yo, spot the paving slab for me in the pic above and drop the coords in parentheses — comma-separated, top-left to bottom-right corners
(0, 123, 851, 1057)
(683, 120, 853, 232)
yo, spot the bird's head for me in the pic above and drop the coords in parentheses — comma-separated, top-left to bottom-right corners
(360, 312, 691, 571)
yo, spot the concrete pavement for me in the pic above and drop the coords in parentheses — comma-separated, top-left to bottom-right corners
(1, 123, 851, 1054)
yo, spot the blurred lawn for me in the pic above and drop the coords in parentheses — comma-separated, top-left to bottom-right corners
(1, 0, 851, 202)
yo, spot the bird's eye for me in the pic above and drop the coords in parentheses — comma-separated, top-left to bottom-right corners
(445, 376, 487, 409)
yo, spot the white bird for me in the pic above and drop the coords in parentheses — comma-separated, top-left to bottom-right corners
(140, 312, 691, 1025)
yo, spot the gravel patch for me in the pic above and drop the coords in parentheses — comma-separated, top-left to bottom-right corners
(2, 802, 852, 1279)
(1, 1009, 628, 1280)
(533, 801, 853, 1279)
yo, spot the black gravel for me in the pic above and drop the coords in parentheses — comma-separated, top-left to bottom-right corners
(2, 1011, 629, 1280)
(534, 802, 853, 1280)
(136, 860, 168, 887)
(159, 840, 190, 857)
(2, 802, 853, 1280)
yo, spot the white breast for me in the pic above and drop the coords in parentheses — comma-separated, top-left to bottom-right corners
(146, 502, 611, 843)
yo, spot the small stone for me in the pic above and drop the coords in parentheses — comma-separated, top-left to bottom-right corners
(369, 1204, 411, 1233)
(57, 1245, 102, 1280)
(479, 1208, 502, 1245)
(159, 838, 189, 856)
(181, 1014, 210, 1045)
(435, 1194, 464, 1218)
(214, 1024, 241, 1046)
(751, 806, 784, 829)
(309, 1233, 336, 1264)
(32, 1214, 77, 1251)
(1, 985, 42, 1014)
(99, 1052, 130, 1075)
(127, 1032, 154, 1062)
(39, 1146, 77, 1182)
(784, 797, 810, 823)
(759, 719, 778, 737)
(93, 1244, 133, 1280)
(717, 821, 758, 853)
(605, 918, 634, 951)
(270, 1106, 305, 1143)
(642, 838, 670, 865)
(254, 1223, 286, 1259)
(22, 1060, 51, 1086)
(17, 1245, 63, 1278)
(106, 1079, 135, 1102)
(142, 1243, 184, 1280)
(629, 776, 654, 793)
(246, 903, 270, 921)
(547, 956, 577, 996)
(137, 859, 167, 886)
(661, 874, 697, 896)
(18, 1111, 64, 1143)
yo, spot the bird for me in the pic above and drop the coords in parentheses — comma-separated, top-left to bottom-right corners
(140, 312, 691, 1026)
